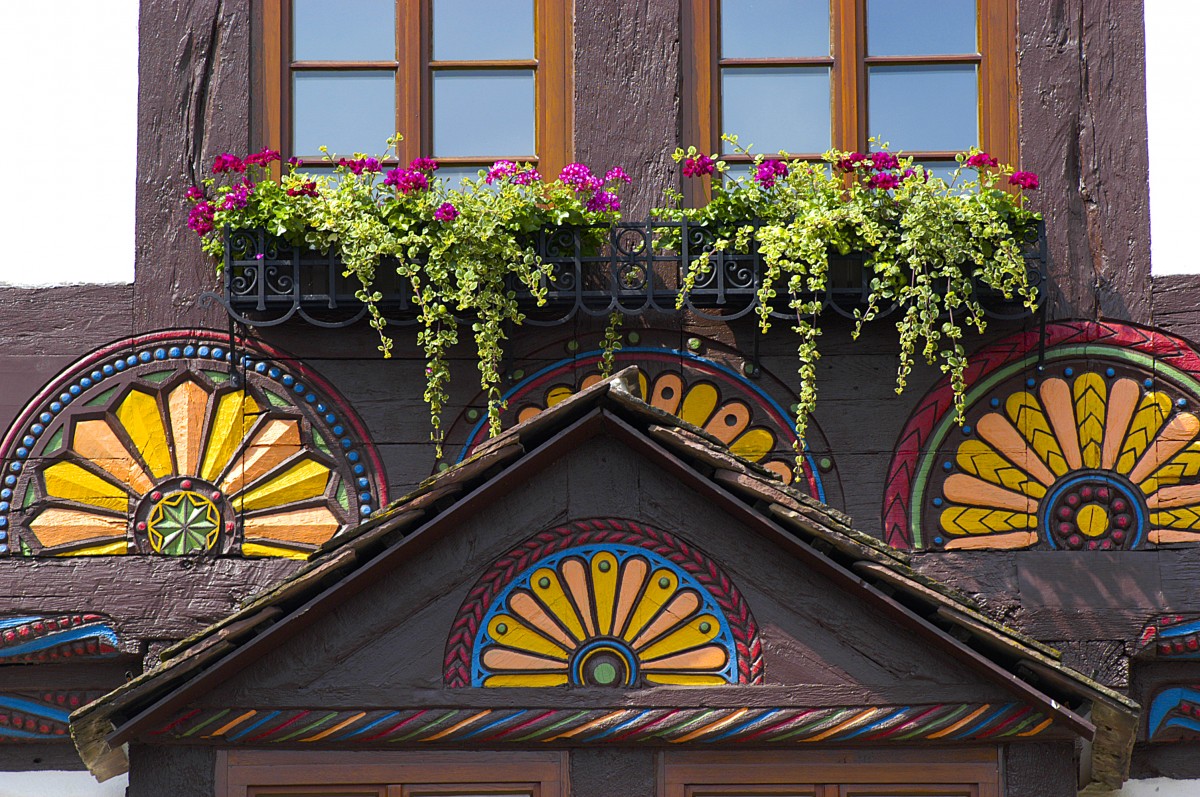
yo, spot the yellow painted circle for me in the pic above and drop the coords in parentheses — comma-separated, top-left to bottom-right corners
(1076, 504, 1110, 537)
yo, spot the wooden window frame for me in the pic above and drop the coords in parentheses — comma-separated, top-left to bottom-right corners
(252, 0, 573, 178)
(218, 749, 566, 797)
(682, 0, 1017, 195)
(659, 748, 1001, 797)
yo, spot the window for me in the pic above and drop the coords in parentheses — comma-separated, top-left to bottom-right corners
(219, 750, 565, 797)
(254, 0, 572, 182)
(683, 0, 1016, 185)
(663, 750, 1001, 797)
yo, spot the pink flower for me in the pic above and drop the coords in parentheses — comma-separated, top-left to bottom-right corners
(560, 162, 600, 191)
(485, 160, 518, 183)
(682, 154, 715, 178)
(286, 157, 301, 168)
(362, 157, 382, 173)
(510, 168, 541, 185)
(338, 158, 379, 175)
(186, 201, 215, 235)
(410, 157, 439, 173)
(220, 181, 254, 210)
(964, 152, 998, 169)
(604, 166, 632, 184)
(585, 190, 620, 212)
(753, 159, 788, 188)
(383, 168, 429, 194)
(212, 153, 245, 174)
(870, 151, 899, 171)
(245, 148, 281, 167)
(185, 186, 205, 201)
(434, 202, 460, 222)
(286, 181, 318, 198)
(1009, 171, 1039, 190)
(867, 172, 900, 190)
(836, 152, 867, 172)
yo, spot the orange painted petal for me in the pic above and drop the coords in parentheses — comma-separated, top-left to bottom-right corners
(509, 590, 577, 650)
(1039, 378, 1082, 470)
(1102, 378, 1140, 469)
(29, 508, 127, 548)
(650, 373, 683, 415)
(1130, 412, 1200, 485)
(631, 591, 700, 650)
(168, 379, 210, 477)
(942, 473, 1038, 513)
(763, 460, 794, 485)
(704, 401, 751, 444)
(1147, 482, 1200, 509)
(71, 418, 154, 494)
(482, 647, 568, 673)
(610, 557, 649, 639)
(975, 414, 1057, 486)
(942, 531, 1038, 550)
(242, 506, 340, 546)
(1149, 528, 1200, 544)
(219, 418, 303, 495)
(560, 557, 596, 636)
(640, 644, 729, 670)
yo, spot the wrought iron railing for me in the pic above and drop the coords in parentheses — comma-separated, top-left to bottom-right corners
(203, 220, 1046, 329)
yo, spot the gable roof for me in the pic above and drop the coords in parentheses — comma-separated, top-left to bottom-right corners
(70, 367, 1139, 787)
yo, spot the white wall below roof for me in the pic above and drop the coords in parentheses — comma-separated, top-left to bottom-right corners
(0, 1, 138, 287)
(0, 770, 127, 797)
(1145, 0, 1200, 276)
(1093, 777, 1200, 796)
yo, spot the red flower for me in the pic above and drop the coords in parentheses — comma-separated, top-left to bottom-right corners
(870, 151, 899, 171)
(836, 152, 867, 172)
(245, 148, 281, 167)
(964, 152, 998, 169)
(682, 154, 715, 178)
(1009, 171, 1039, 190)
(212, 154, 245, 174)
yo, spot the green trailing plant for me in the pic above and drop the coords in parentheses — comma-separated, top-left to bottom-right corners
(186, 139, 629, 454)
(186, 135, 1039, 477)
(657, 137, 1040, 450)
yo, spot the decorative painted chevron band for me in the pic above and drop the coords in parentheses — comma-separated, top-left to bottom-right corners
(1139, 616, 1200, 658)
(0, 614, 119, 663)
(1148, 685, 1200, 741)
(0, 692, 98, 741)
(149, 703, 1053, 746)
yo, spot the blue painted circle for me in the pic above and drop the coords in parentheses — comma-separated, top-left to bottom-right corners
(1040, 471, 1147, 550)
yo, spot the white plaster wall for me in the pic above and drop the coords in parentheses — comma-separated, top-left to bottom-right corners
(0, 770, 127, 797)
(1145, 0, 1200, 276)
(0, 2, 138, 286)
(1093, 777, 1200, 797)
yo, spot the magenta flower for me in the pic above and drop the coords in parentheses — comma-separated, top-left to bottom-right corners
(410, 157, 439, 173)
(245, 148, 281, 167)
(383, 168, 429, 194)
(185, 186, 205, 201)
(753, 159, 788, 188)
(836, 152, 867, 172)
(186, 201, 215, 235)
(362, 157, 382, 173)
(560, 163, 599, 190)
(212, 153, 246, 174)
(682, 154, 715, 178)
(286, 157, 301, 168)
(1009, 171, 1039, 190)
(964, 152, 998, 169)
(286, 181, 318, 198)
(221, 181, 254, 210)
(434, 202, 460, 222)
(870, 151, 899, 172)
(867, 172, 900, 190)
(604, 166, 632, 184)
(486, 160, 518, 183)
(585, 190, 620, 213)
(510, 168, 542, 186)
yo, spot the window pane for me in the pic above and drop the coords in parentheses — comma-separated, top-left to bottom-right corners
(867, 0, 977, 56)
(433, 70, 535, 158)
(293, 71, 396, 157)
(293, 0, 395, 61)
(433, 0, 534, 60)
(910, 160, 963, 186)
(721, 67, 831, 154)
(721, 0, 830, 58)
(868, 64, 977, 152)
